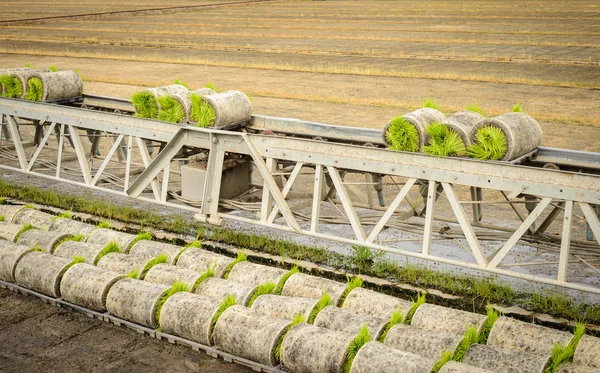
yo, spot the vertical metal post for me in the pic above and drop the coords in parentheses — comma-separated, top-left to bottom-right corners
(558, 201, 574, 282)
(470, 186, 483, 222)
(198, 133, 225, 225)
(260, 158, 276, 223)
(422, 180, 437, 256)
(311, 164, 324, 233)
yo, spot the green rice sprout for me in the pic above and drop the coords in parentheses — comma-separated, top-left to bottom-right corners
(24, 77, 43, 101)
(275, 313, 305, 362)
(192, 99, 216, 128)
(378, 308, 405, 342)
(97, 220, 111, 229)
(223, 251, 247, 279)
(157, 95, 186, 124)
(467, 126, 507, 161)
(478, 306, 500, 344)
(308, 292, 332, 324)
(0, 216, 4, 222)
(94, 241, 122, 265)
(423, 122, 466, 157)
(275, 266, 298, 295)
(128, 231, 152, 252)
(453, 326, 479, 362)
(339, 276, 363, 307)
(51, 211, 73, 221)
(205, 82, 217, 91)
(344, 324, 372, 373)
(192, 265, 216, 292)
(210, 294, 236, 341)
(186, 239, 203, 249)
(512, 103, 523, 112)
(24, 63, 32, 68)
(139, 253, 169, 280)
(48, 65, 58, 72)
(386, 116, 419, 152)
(0, 75, 22, 98)
(247, 281, 276, 307)
(0, 197, 5, 204)
(156, 281, 189, 326)
(31, 243, 44, 252)
(14, 223, 36, 243)
(405, 292, 426, 325)
(432, 350, 454, 373)
(131, 91, 159, 119)
(466, 105, 485, 116)
(545, 323, 586, 373)
(423, 97, 440, 110)
(126, 269, 139, 279)
(61, 255, 86, 275)
(173, 79, 188, 88)
(53, 233, 85, 252)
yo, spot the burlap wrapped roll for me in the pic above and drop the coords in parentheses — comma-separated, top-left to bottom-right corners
(49, 218, 96, 237)
(0, 241, 35, 282)
(14, 251, 73, 297)
(28, 70, 83, 101)
(190, 88, 216, 97)
(0, 205, 27, 223)
(411, 303, 487, 335)
(469, 112, 542, 161)
(441, 110, 485, 148)
(350, 341, 437, 373)
(382, 108, 446, 150)
(202, 90, 252, 127)
(60, 263, 122, 311)
(462, 344, 550, 373)
(12, 208, 54, 230)
(144, 84, 188, 110)
(16, 229, 71, 253)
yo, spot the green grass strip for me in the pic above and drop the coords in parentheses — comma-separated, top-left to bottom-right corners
(308, 291, 332, 324)
(131, 91, 159, 119)
(205, 82, 217, 91)
(94, 241, 122, 265)
(478, 306, 500, 344)
(128, 231, 152, 252)
(126, 269, 139, 279)
(405, 292, 426, 325)
(423, 122, 466, 157)
(275, 266, 298, 295)
(192, 99, 216, 128)
(210, 293, 236, 342)
(0, 215, 4, 222)
(344, 323, 372, 373)
(338, 275, 363, 307)
(155, 280, 189, 326)
(385, 116, 420, 152)
(48, 65, 58, 72)
(173, 79, 188, 88)
(378, 308, 405, 342)
(274, 313, 305, 362)
(222, 251, 247, 279)
(467, 126, 508, 161)
(465, 105, 485, 116)
(139, 253, 168, 280)
(512, 103, 523, 112)
(246, 281, 276, 307)
(157, 95, 186, 123)
(24, 77, 43, 101)
(0, 75, 22, 98)
(452, 326, 479, 362)
(431, 350, 454, 373)
(545, 323, 586, 373)
(192, 265, 216, 292)
(97, 220, 111, 229)
(423, 97, 440, 110)
(51, 211, 73, 221)
(14, 223, 36, 243)
(186, 239, 203, 249)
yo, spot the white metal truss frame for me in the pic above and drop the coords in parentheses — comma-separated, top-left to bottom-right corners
(1, 98, 600, 294)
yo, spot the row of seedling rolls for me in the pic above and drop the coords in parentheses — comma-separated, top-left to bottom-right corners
(0, 66, 83, 101)
(131, 81, 252, 127)
(383, 103, 542, 161)
(1, 204, 599, 373)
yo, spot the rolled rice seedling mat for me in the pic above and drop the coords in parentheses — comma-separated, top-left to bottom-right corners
(438, 361, 495, 373)
(191, 88, 216, 97)
(382, 108, 446, 151)
(342, 287, 412, 320)
(11, 69, 38, 99)
(437, 110, 485, 150)
(411, 303, 487, 335)
(0, 241, 35, 282)
(194, 277, 257, 306)
(157, 93, 191, 124)
(176, 247, 234, 278)
(105, 277, 169, 329)
(197, 90, 252, 128)
(383, 324, 463, 359)
(96, 252, 160, 279)
(468, 112, 542, 161)
(129, 240, 184, 264)
(556, 363, 600, 373)
(214, 305, 291, 366)
(60, 263, 122, 312)
(281, 323, 355, 373)
(49, 218, 96, 237)
(314, 306, 387, 340)
(131, 84, 188, 119)
(18, 230, 72, 253)
(462, 344, 550, 373)
(14, 251, 74, 297)
(227, 261, 288, 287)
(0, 205, 28, 223)
(159, 291, 225, 346)
(573, 335, 600, 368)
(0, 67, 31, 96)
(53, 241, 107, 263)
(0, 221, 28, 242)
(25, 70, 83, 101)
(86, 228, 137, 252)
(281, 272, 347, 306)
(251, 294, 320, 321)
(487, 316, 572, 356)
(143, 263, 201, 290)
(349, 341, 436, 373)
(12, 208, 55, 230)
